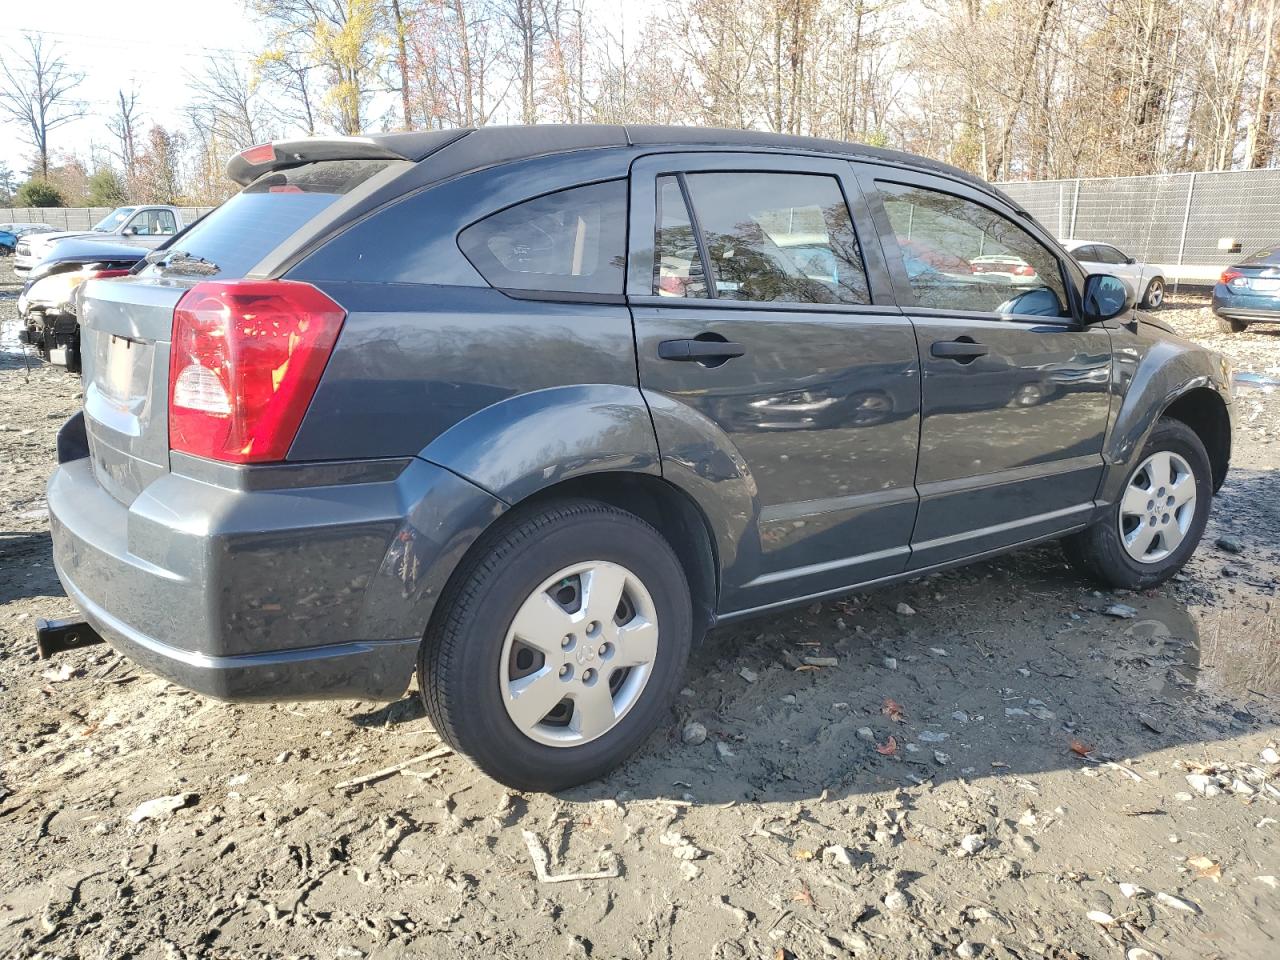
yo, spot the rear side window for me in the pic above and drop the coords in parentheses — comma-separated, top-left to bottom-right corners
(146, 160, 391, 279)
(681, 172, 870, 305)
(459, 180, 627, 296)
(878, 180, 1069, 318)
(654, 175, 708, 298)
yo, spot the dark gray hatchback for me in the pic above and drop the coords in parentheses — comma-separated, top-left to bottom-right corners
(47, 126, 1235, 790)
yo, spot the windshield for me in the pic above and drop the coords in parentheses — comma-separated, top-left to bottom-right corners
(92, 207, 136, 232)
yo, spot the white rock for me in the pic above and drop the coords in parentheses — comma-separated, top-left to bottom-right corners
(883, 656, 898, 670)
(883, 889, 910, 912)
(1105, 603, 1138, 618)
(1118, 882, 1150, 899)
(1127, 949, 1161, 960)
(1018, 809, 1037, 828)
(822, 845, 854, 866)
(952, 711, 970, 723)
(934, 751, 951, 765)
(1185, 773, 1221, 797)
(739, 667, 758, 684)
(895, 602, 916, 616)
(128, 793, 196, 824)
(959, 834, 985, 855)
(715, 741, 735, 759)
(1004, 707, 1030, 717)
(1154, 891, 1200, 914)
(918, 730, 949, 743)
(1261, 747, 1280, 765)
(681, 722, 707, 745)
(856, 727, 875, 742)
(956, 941, 978, 959)
(929, 647, 948, 657)
(1086, 910, 1116, 925)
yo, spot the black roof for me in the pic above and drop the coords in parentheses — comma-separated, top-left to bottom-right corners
(228, 124, 1015, 209)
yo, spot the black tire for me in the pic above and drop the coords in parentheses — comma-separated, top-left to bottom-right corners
(419, 498, 692, 792)
(1140, 278, 1165, 309)
(1216, 314, 1249, 334)
(1062, 418, 1212, 590)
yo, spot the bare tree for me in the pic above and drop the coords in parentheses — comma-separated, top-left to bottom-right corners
(189, 58, 267, 149)
(0, 34, 84, 179)
(106, 89, 142, 185)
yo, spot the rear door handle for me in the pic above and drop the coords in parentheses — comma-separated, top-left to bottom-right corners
(658, 338, 746, 362)
(930, 340, 989, 361)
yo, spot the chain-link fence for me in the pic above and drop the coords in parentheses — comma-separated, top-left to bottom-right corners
(0, 206, 215, 232)
(998, 169, 1280, 289)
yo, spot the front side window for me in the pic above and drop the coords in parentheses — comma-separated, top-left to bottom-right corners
(1093, 244, 1128, 265)
(878, 181, 1069, 318)
(459, 180, 627, 296)
(680, 172, 870, 305)
(129, 209, 178, 236)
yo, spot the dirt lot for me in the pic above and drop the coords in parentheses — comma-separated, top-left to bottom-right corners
(1, 262, 1278, 960)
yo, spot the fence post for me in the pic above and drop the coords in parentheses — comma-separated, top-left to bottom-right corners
(1068, 179, 1080, 239)
(1174, 173, 1196, 296)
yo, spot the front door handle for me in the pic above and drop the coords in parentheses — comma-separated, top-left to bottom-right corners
(658, 338, 746, 362)
(931, 339, 989, 361)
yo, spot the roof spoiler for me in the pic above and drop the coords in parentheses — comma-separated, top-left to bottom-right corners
(225, 130, 472, 186)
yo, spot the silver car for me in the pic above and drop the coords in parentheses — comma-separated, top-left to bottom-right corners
(1064, 239, 1167, 308)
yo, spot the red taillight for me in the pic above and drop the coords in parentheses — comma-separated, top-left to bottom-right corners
(1220, 269, 1245, 286)
(168, 280, 345, 464)
(85, 268, 132, 280)
(239, 142, 276, 166)
(1014, 263, 1036, 277)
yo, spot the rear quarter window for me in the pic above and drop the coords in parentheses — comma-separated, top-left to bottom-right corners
(145, 160, 392, 279)
(458, 180, 628, 297)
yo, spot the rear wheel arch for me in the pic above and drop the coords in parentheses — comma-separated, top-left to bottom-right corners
(427, 471, 720, 652)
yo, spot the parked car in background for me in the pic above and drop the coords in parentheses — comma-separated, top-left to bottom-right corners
(13, 205, 184, 276)
(1064, 239, 1167, 308)
(16, 237, 147, 371)
(44, 127, 1234, 792)
(1211, 244, 1280, 332)
(0, 222, 57, 256)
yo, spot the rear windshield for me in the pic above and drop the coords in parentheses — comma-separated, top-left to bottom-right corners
(145, 159, 391, 279)
(1248, 246, 1280, 264)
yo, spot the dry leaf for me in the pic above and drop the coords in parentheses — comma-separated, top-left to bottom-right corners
(876, 736, 898, 756)
(1069, 739, 1095, 757)
(791, 885, 814, 907)
(882, 697, 906, 722)
(1189, 856, 1222, 880)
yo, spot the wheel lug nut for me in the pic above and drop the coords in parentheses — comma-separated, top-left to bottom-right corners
(559, 664, 573, 680)
(561, 634, 574, 650)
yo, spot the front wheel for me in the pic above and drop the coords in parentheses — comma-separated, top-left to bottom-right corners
(1062, 418, 1212, 590)
(419, 498, 692, 792)
(1141, 278, 1165, 309)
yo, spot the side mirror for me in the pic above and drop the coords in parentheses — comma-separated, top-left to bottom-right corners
(1125, 256, 1136, 265)
(123, 226, 138, 236)
(1082, 273, 1132, 323)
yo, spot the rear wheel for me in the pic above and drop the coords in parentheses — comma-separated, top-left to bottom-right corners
(419, 498, 692, 791)
(1063, 419, 1211, 590)
(1140, 278, 1165, 309)
(1216, 314, 1249, 334)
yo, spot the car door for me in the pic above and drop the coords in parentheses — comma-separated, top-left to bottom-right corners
(857, 167, 1112, 569)
(627, 152, 921, 613)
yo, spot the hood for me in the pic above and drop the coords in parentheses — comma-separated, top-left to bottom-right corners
(31, 236, 148, 268)
(1134, 310, 1176, 336)
(27, 230, 92, 247)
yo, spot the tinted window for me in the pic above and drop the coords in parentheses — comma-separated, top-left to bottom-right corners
(1091, 244, 1127, 265)
(653, 175, 708, 298)
(878, 181, 1069, 318)
(145, 159, 391, 279)
(682, 172, 870, 304)
(459, 180, 627, 296)
(1072, 245, 1098, 262)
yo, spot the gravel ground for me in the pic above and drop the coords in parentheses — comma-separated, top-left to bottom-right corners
(1, 264, 1278, 960)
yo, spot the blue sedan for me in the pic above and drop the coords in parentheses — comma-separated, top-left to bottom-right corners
(0, 228, 16, 255)
(1212, 245, 1280, 332)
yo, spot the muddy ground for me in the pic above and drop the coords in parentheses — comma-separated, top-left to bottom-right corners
(0, 260, 1277, 960)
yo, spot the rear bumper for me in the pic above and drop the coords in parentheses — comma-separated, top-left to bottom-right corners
(1211, 287, 1280, 322)
(48, 429, 504, 701)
